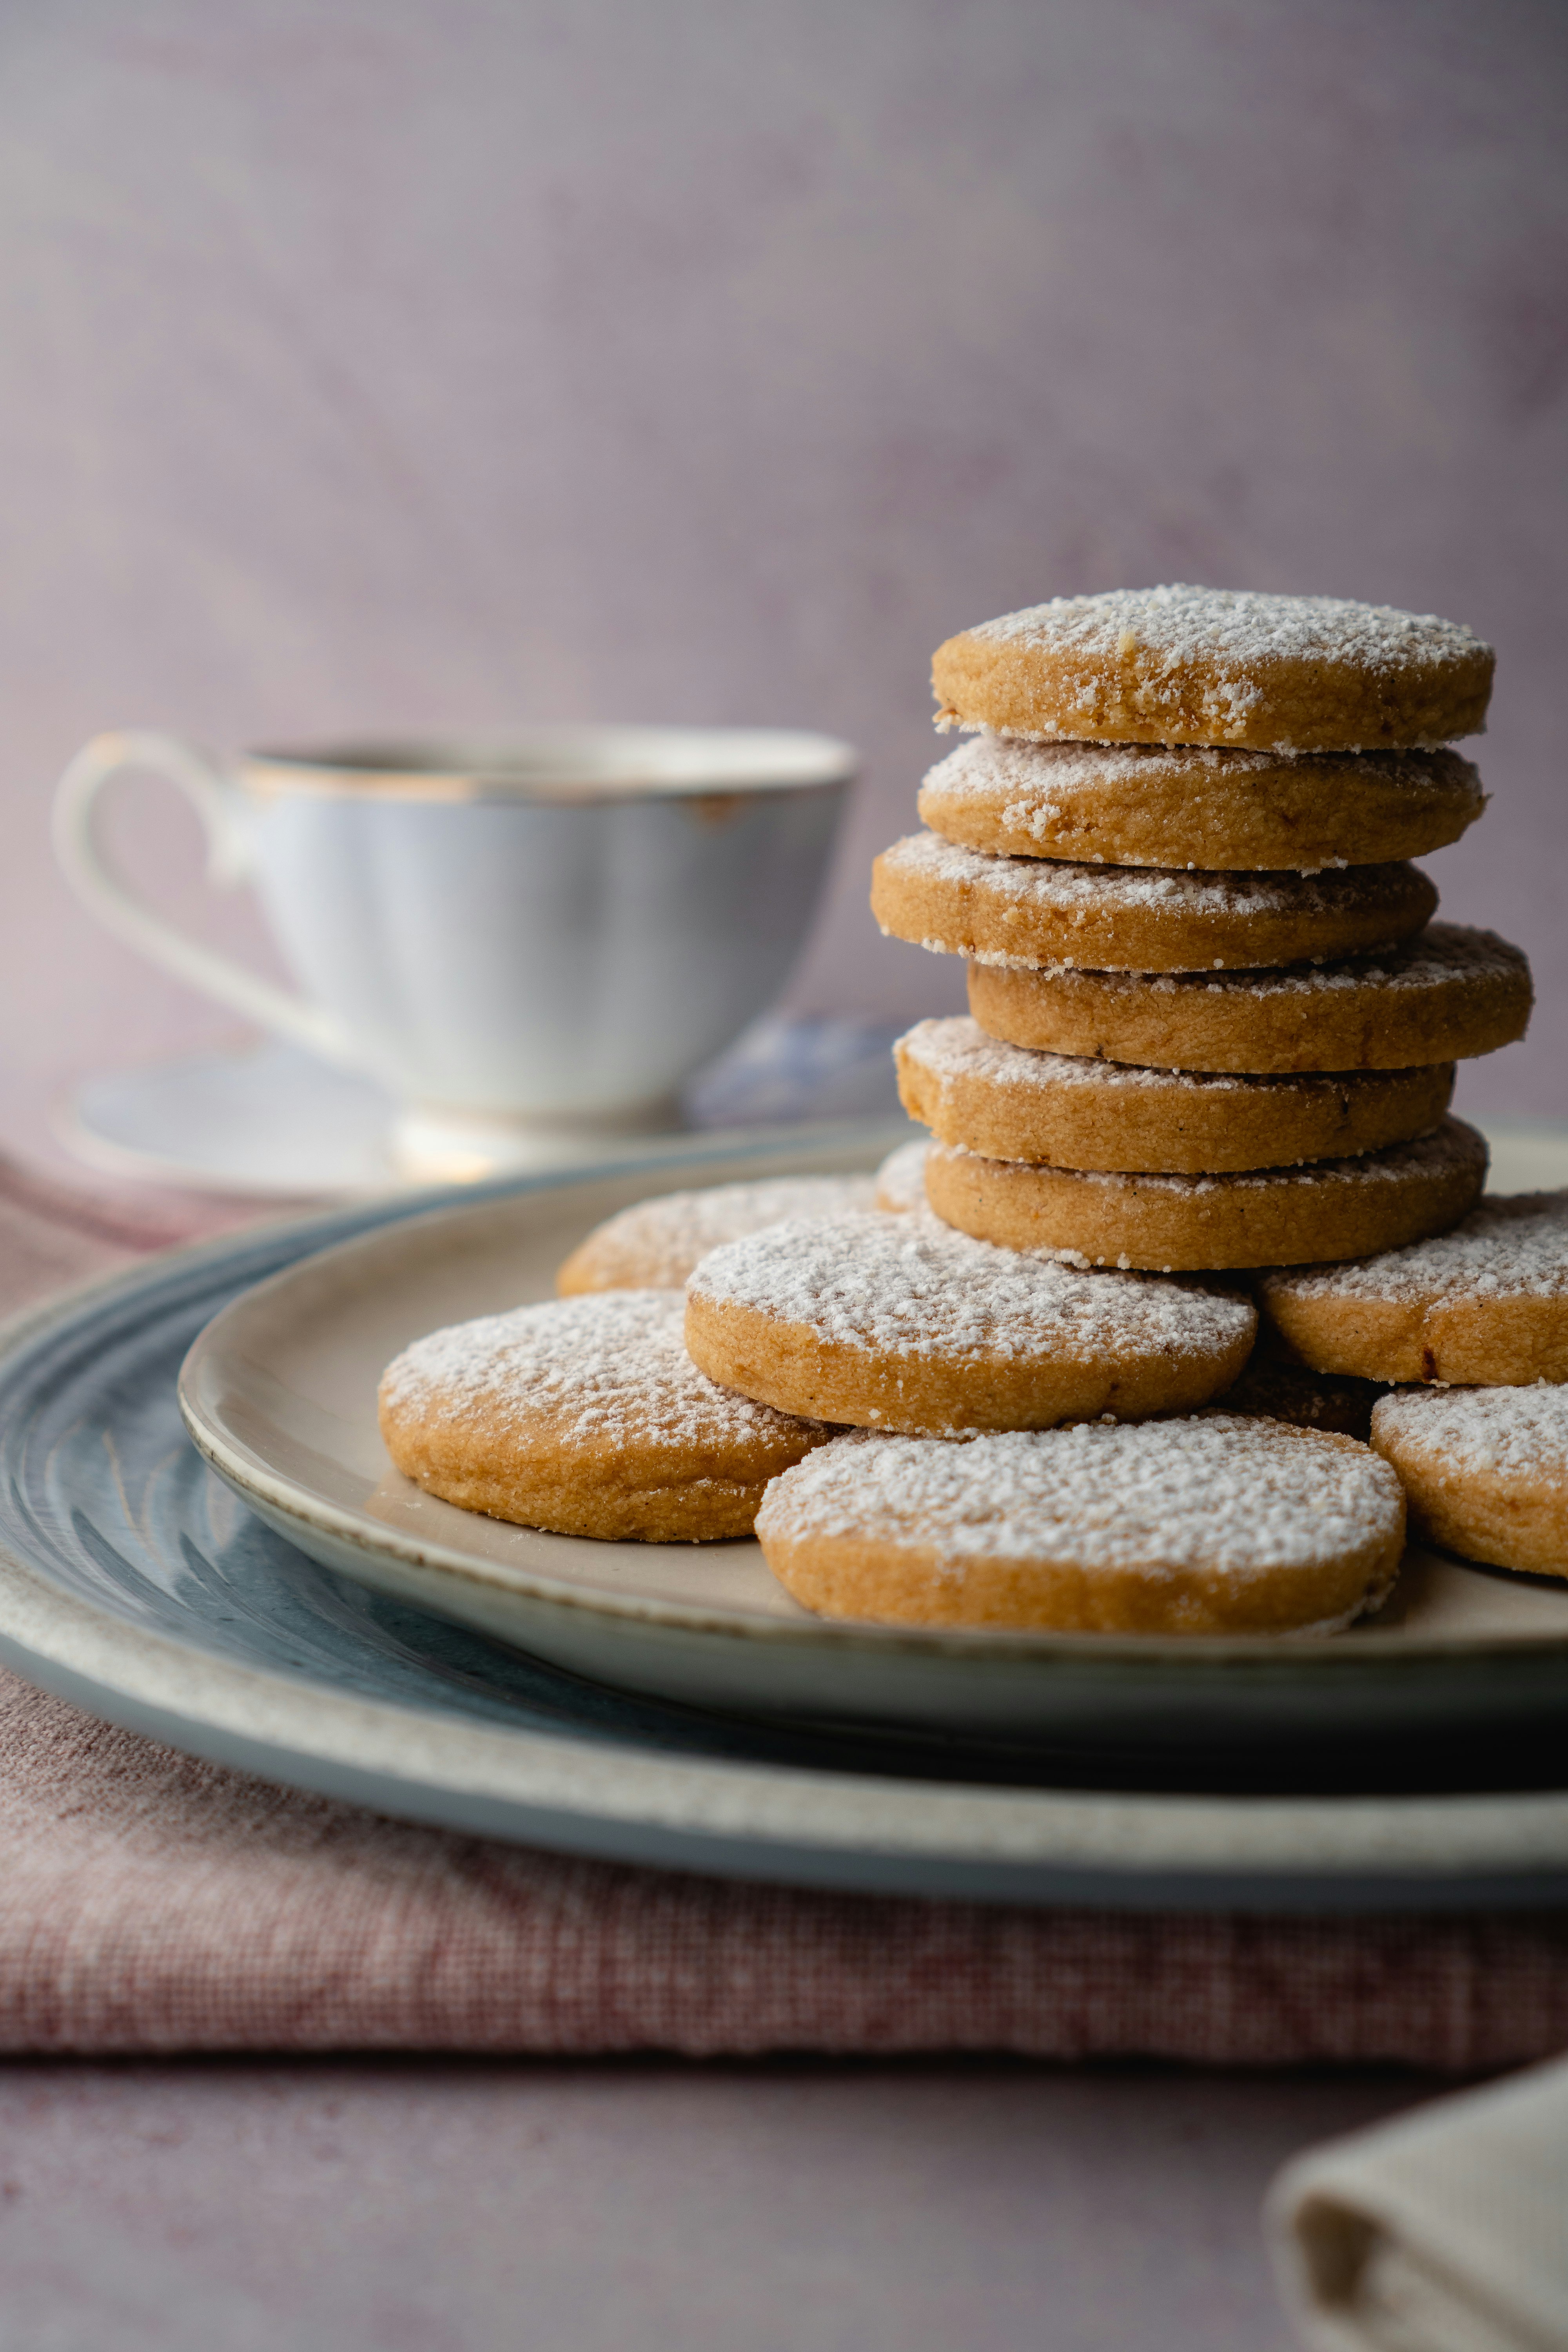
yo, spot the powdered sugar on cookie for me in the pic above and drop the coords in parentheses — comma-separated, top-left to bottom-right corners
(935, 586, 1492, 750)
(922, 733, 1485, 857)
(878, 831, 1418, 923)
(873, 1137, 932, 1213)
(757, 1418, 1403, 1588)
(970, 587, 1486, 682)
(1372, 1384, 1568, 1478)
(687, 1211, 1252, 1362)
(557, 1175, 876, 1292)
(902, 1016, 1261, 1095)
(382, 1290, 820, 1451)
(1265, 1192, 1568, 1307)
(935, 1119, 1485, 1205)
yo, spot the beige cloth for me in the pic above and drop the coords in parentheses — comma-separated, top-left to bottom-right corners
(2, 1150, 1568, 2061)
(1269, 2054, 1568, 2351)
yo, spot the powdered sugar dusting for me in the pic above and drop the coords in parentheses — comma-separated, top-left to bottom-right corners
(687, 1211, 1254, 1363)
(975, 588, 1485, 688)
(874, 1138, 931, 1212)
(904, 1015, 1283, 1097)
(935, 1118, 1485, 1204)
(1373, 1384, 1568, 1478)
(757, 1418, 1403, 1582)
(563, 1176, 876, 1289)
(878, 833, 1426, 959)
(921, 734, 1485, 864)
(1012, 923, 1526, 1006)
(1265, 1192, 1568, 1306)
(381, 1290, 820, 1450)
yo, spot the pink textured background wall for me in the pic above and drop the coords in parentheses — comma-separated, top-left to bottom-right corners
(1, 0, 1565, 1134)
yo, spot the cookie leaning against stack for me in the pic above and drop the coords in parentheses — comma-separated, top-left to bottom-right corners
(874, 585, 1527, 1269)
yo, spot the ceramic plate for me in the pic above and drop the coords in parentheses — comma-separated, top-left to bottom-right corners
(5, 1120, 1568, 1910)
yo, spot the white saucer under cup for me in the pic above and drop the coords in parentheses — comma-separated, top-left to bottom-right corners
(53, 726, 857, 1182)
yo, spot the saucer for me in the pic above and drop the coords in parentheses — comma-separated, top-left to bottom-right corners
(56, 1017, 908, 1200)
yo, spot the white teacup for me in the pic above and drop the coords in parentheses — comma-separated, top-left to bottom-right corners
(54, 726, 855, 1176)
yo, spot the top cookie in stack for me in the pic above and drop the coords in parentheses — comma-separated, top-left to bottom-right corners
(874, 587, 1532, 1271)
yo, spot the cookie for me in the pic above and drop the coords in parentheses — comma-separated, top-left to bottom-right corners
(1370, 1387, 1568, 1582)
(922, 1116, 1488, 1272)
(918, 735, 1486, 875)
(968, 924, 1532, 1074)
(379, 1289, 831, 1542)
(684, 1212, 1255, 1436)
(895, 1016, 1454, 1176)
(556, 1174, 877, 1294)
(756, 1418, 1405, 1634)
(874, 1137, 932, 1214)
(871, 833, 1436, 974)
(1259, 1192, 1568, 1386)
(931, 586, 1494, 752)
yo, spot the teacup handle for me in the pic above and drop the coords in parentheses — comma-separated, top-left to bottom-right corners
(53, 731, 359, 1066)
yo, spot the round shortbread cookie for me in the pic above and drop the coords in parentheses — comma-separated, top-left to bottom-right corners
(968, 924, 1532, 1074)
(1370, 1387, 1568, 1582)
(756, 1419, 1405, 1634)
(895, 1016, 1454, 1176)
(379, 1289, 832, 1542)
(874, 1137, 931, 1214)
(931, 586, 1494, 752)
(684, 1212, 1255, 1437)
(871, 833, 1436, 975)
(923, 1117, 1488, 1272)
(556, 1174, 877, 1294)
(919, 735, 1486, 874)
(1259, 1192, 1568, 1386)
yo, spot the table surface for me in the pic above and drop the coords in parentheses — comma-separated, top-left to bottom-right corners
(0, 2056, 1437, 2351)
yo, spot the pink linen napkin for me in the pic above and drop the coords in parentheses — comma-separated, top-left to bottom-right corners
(2, 1150, 1566, 2063)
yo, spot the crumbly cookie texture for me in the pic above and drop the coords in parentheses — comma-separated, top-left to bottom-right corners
(1371, 1386, 1568, 1581)
(556, 1174, 877, 1294)
(871, 831, 1436, 975)
(683, 1210, 1255, 1437)
(379, 1289, 832, 1542)
(1260, 1191, 1568, 1385)
(918, 734, 1486, 874)
(967, 923, 1532, 1074)
(895, 1015, 1453, 1176)
(756, 1418, 1405, 1633)
(931, 586, 1494, 751)
(873, 1136, 932, 1214)
(922, 1117, 1488, 1272)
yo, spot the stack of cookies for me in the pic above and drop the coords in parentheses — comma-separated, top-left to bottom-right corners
(379, 586, 1562, 1647)
(874, 585, 1531, 1274)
